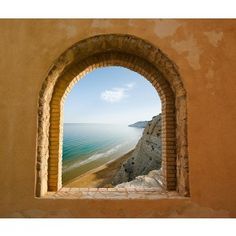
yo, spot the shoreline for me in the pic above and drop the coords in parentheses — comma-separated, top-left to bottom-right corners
(63, 149, 133, 188)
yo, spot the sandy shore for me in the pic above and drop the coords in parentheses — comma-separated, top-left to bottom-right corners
(64, 150, 133, 188)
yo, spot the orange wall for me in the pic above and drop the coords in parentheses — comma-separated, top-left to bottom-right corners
(0, 19, 236, 217)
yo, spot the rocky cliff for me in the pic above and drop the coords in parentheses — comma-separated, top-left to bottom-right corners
(115, 169, 162, 188)
(128, 121, 148, 128)
(112, 114, 162, 185)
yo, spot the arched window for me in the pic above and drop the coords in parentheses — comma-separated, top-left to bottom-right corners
(61, 66, 162, 188)
(36, 34, 189, 198)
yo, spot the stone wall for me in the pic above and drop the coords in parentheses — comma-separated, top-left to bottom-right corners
(0, 19, 236, 217)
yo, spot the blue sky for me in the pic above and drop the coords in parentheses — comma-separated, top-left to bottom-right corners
(63, 66, 161, 124)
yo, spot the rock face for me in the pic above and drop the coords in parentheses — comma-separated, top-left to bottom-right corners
(128, 121, 148, 128)
(115, 170, 162, 188)
(112, 114, 162, 185)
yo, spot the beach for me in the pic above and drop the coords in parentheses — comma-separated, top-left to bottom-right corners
(63, 149, 133, 188)
(62, 123, 143, 184)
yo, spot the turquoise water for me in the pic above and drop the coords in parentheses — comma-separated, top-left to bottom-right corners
(62, 123, 143, 184)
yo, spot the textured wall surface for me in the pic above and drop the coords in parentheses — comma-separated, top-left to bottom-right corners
(0, 19, 236, 217)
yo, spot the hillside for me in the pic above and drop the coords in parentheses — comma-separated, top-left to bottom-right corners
(112, 114, 162, 186)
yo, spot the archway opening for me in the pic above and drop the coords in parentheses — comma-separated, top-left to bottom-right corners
(62, 66, 162, 189)
(36, 34, 189, 198)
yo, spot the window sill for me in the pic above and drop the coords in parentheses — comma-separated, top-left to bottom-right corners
(40, 187, 186, 200)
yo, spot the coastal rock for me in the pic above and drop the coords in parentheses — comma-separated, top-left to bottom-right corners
(112, 114, 162, 185)
(115, 169, 162, 188)
(128, 121, 148, 128)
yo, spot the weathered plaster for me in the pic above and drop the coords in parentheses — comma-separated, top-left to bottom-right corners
(171, 34, 203, 70)
(91, 19, 114, 28)
(154, 20, 183, 38)
(204, 31, 224, 47)
(58, 22, 77, 38)
(0, 19, 236, 217)
(205, 67, 215, 94)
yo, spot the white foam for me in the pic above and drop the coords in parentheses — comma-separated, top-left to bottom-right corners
(63, 143, 125, 173)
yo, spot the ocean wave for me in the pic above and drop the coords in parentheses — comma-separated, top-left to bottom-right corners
(63, 143, 124, 173)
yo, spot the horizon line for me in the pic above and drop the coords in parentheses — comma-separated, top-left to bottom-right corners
(64, 122, 130, 125)
(63, 121, 149, 125)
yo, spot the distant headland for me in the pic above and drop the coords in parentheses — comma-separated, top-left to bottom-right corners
(128, 120, 148, 128)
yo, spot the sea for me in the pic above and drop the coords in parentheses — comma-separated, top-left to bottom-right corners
(62, 123, 144, 184)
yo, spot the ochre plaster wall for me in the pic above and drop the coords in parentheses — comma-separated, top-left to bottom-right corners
(0, 19, 236, 217)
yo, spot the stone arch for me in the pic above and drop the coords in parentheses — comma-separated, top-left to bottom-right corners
(36, 34, 189, 197)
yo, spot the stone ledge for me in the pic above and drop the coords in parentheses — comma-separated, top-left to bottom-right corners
(40, 187, 185, 200)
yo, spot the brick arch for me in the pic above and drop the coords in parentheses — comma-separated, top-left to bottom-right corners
(36, 34, 189, 197)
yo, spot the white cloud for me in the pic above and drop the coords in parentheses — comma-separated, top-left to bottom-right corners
(125, 83, 135, 89)
(100, 82, 135, 103)
(100, 88, 126, 103)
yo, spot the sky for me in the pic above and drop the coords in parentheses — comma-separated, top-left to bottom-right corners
(63, 66, 161, 124)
